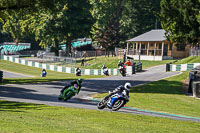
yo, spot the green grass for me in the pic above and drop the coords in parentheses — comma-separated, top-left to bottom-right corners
(1, 57, 200, 132)
(0, 100, 200, 133)
(75, 56, 174, 69)
(0, 60, 104, 84)
(175, 56, 200, 64)
(139, 60, 174, 69)
(95, 71, 200, 118)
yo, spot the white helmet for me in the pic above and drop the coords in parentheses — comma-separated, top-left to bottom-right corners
(124, 82, 131, 90)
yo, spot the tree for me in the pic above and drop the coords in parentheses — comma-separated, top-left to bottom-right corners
(90, 0, 161, 53)
(91, 0, 125, 53)
(158, 0, 200, 44)
(2, 10, 27, 43)
(0, 0, 63, 44)
(0, 0, 94, 55)
(0, 0, 62, 11)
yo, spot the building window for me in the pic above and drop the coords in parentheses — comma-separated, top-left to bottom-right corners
(176, 44, 185, 51)
(169, 44, 172, 50)
(141, 44, 145, 49)
(158, 43, 162, 49)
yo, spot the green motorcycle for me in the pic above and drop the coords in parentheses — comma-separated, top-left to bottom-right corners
(58, 85, 80, 101)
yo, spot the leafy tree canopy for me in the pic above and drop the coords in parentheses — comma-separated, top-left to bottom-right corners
(90, 0, 161, 51)
(0, 0, 94, 55)
(158, 0, 200, 44)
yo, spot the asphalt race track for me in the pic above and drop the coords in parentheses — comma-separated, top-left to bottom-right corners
(1, 65, 200, 122)
(2, 70, 33, 78)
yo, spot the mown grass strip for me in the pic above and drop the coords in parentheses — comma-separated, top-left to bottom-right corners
(75, 56, 174, 69)
(175, 56, 200, 64)
(0, 60, 104, 84)
(95, 71, 200, 118)
(123, 106, 200, 120)
(89, 97, 200, 120)
(0, 100, 200, 133)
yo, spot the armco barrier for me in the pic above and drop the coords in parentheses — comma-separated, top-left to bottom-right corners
(170, 63, 200, 71)
(2, 55, 142, 75)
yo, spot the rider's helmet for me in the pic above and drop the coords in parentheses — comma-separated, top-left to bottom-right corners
(77, 78, 83, 84)
(119, 60, 121, 63)
(103, 64, 106, 68)
(124, 82, 132, 90)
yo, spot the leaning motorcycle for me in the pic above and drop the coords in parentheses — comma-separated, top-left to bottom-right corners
(103, 68, 109, 76)
(97, 93, 129, 111)
(118, 65, 126, 77)
(76, 69, 81, 76)
(58, 86, 78, 101)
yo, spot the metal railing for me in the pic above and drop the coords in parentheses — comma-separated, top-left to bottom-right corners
(40, 55, 76, 68)
(190, 49, 200, 56)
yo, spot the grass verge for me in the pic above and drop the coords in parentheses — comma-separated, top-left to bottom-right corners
(75, 56, 173, 69)
(0, 60, 104, 84)
(95, 71, 200, 118)
(0, 100, 200, 133)
(175, 56, 200, 64)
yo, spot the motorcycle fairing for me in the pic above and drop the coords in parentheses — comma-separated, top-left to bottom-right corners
(109, 93, 123, 108)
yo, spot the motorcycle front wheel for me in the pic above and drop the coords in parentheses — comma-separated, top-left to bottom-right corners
(97, 99, 106, 109)
(112, 99, 125, 111)
(97, 96, 110, 109)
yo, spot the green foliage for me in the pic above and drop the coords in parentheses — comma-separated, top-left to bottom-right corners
(158, 0, 200, 44)
(0, 0, 94, 55)
(2, 10, 27, 43)
(90, 0, 161, 50)
(24, 0, 94, 51)
(0, 0, 162, 52)
(0, 0, 63, 11)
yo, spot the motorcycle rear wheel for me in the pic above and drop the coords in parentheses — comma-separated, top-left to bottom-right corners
(58, 97, 62, 100)
(64, 92, 72, 101)
(112, 99, 125, 111)
(122, 71, 126, 77)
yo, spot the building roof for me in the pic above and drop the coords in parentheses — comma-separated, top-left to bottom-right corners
(127, 29, 166, 42)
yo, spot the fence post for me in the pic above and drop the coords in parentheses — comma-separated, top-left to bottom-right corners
(132, 62, 136, 74)
(0, 70, 3, 83)
(166, 63, 170, 71)
(192, 81, 200, 98)
(188, 70, 196, 93)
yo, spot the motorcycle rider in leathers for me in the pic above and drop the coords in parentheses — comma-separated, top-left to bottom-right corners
(105, 82, 131, 99)
(60, 78, 82, 95)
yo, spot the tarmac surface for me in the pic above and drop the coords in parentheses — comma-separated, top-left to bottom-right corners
(2, 70, 33, 78)
(1, 65, 200, 122)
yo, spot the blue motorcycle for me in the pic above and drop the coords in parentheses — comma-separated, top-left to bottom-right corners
(97, 93, 129, 111)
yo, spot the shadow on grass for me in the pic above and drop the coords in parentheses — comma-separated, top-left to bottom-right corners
(0, 71, 185, 110)
(0, 78, 148, 102)
(76, 58, 96, 63)
(1, 78, 74, 85)
(0, 82, 101, 108)
(0, 100, 46, 112)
